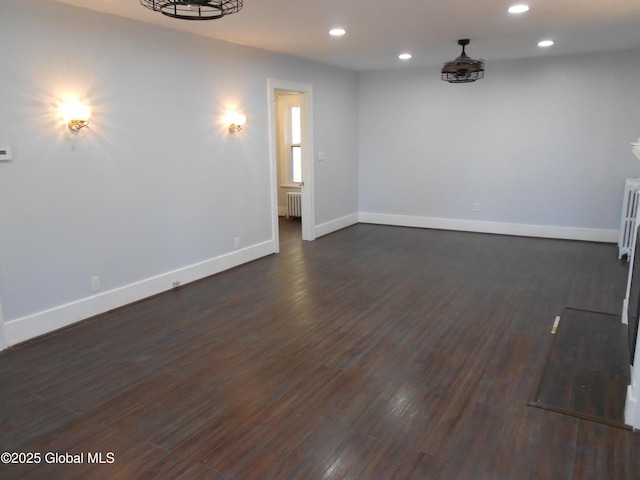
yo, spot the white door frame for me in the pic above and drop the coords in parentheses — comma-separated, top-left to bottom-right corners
(624, 216, 640, 429)
(267, 79, 315, 252)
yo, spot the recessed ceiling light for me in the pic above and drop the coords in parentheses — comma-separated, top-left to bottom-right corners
(508, 4, 530, 13)
(329, 28, 346, 37)
(399, 53, 412, 60)
(538, 40, 554, 47)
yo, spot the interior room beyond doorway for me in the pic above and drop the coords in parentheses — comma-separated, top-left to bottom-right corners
(275, 91, 302, 221)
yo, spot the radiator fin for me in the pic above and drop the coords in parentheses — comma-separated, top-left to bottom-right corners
(619, 178, 640, 259)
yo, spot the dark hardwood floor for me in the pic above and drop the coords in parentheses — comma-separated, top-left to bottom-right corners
(2, 218, 640, 479)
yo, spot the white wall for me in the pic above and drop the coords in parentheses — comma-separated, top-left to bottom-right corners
(0, 1, 359, 346)
(358, 49, 640, 240)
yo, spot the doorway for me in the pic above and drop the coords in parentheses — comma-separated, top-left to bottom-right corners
(267, 79, 315, 253)
(275, 91, 302, 222)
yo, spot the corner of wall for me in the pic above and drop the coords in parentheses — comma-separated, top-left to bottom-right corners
(315, 213, 360, 238)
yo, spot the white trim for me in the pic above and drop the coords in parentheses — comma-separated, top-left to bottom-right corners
(315, 213, 359, 238)
(300, 88, 315, 241)
(267, 80, 281, 254)
(626, 383, 640, 430)
(625, 206, 640, 429)
(3, 241, 274, 348)
(358, 212, 618, 243)
(267, 79, 315, 245)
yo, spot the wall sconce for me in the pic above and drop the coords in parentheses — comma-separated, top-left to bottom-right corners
(226, 111, 246, 133)
(60, 100, 91, 131)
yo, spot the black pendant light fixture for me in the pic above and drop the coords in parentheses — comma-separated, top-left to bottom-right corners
(140, 0, 243, 20)
(441, 39, 485, 83)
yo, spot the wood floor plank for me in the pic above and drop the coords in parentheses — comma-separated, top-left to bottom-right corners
(437, 402, 510, 479)
(615, 426, 640, 480)
(527, 410, 579, 480)
(224, 412, 319, 479)
(476, 332, 535, 408)
(357, 433, 428, 480)
(572, 420, 617, 480)
(262, 421, 379, 480)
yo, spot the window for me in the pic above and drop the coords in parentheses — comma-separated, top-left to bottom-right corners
(291, 146, 302, 183)
(290, 106, 301, 184)
(276, 95, 302, 188)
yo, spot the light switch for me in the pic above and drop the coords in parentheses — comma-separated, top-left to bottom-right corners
(317, 151, 326, 161)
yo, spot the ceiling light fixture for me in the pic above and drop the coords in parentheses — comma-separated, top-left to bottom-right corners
(538, 40, 554, 47)
(399, 53, 412, 60)
(508, 4, 530, 14)
(140, 0, 243, 20)
(329, 28, 346, 36)
(441, 39, 485, 84)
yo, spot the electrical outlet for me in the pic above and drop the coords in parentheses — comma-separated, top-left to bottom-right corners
(91, 276, 101, 292)
(234, 237, 240, 250)
(473, 202, 480, 212)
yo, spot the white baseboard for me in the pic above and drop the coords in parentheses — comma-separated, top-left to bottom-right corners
(3, 241, 275, 348)
(359, 212, 618, 243)
(626, 384, 639, 430)
(315, 213, 360, 238)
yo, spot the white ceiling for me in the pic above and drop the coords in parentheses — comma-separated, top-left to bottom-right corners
(51, 0, 640, 71)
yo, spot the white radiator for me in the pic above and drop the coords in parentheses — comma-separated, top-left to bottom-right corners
(286, 191, 302, 218)
(618, 178, 640, 259)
